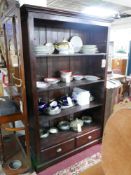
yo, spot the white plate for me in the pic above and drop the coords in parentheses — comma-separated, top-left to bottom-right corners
(36, 81, 49, 88)
(44, 78, 60, 84)
(84, 75, 100, 81)
(70, 36, 83, 53)
(49, 128, 58, 134)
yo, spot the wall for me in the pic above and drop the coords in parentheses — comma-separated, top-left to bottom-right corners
(18, 0, 47, 6)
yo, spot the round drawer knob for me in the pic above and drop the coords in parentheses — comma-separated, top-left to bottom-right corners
(57, 148, 62, 153)
(88, 135, 92, 140)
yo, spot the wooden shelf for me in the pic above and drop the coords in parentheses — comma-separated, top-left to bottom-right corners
(0, 113, 23, 124)
(36, 53, 107, 58)
(37, 79, 104, 93)
(40, 124, 101, 149)
(39, 101, 103, 122)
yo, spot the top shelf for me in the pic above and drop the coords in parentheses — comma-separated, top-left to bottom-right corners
(36, 53, 107, 58)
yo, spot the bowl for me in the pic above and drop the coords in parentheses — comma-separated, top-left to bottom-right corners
(36, 81, 49, 88)
(47, 106, 61, 115)
(82, 116, 93, 124)
(73, 74, 83, 81)
(60, 70, 72, 76)
(40, 129, 49, 138)
(58, 121, 70, 131)
(44, 78, 60, 84)
(8, 160, 22, 170)
(49, 127, 58, 134)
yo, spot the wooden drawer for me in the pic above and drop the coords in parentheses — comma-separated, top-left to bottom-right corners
(76, 128, 101, 147)
(40, 138, 75, 161)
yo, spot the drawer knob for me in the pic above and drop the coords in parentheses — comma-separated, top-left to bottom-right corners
(88, 135, 92, 140)
(57, 148, 62, 153)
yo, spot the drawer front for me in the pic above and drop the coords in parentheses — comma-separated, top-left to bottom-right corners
(40, 138, 75, 161)
(76, 129, 101, 147)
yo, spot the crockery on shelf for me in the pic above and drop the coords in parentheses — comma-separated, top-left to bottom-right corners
(36, 81, 49, 88)
(70, 118, 83, 132)
(44, 78, 60, 84)
(58, 121, 70, 131)
(70, 36, 83, 53)
(49, 127, 58, 134)
(40, 128, 49, 138)
(82, 115, 93, 124)
(73, 74, 83, 81)
(54, 39, 74, 54)
(84, 75, 100, 81)
(58, 96, 74, 109)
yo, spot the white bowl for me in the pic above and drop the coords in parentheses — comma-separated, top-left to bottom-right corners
(73, 75, 83, 81)
(49, 128, 58, 134)
(44, 78, 60, 84)
(8, 160, 22, 170)
(60, 70, 72, 76)
(36, 81, 49, 88)
(47, 106, 61, 115)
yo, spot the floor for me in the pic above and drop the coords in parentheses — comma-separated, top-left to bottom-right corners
(38, 144, 101, 175)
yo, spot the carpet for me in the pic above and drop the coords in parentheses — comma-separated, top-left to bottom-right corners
(39, 144, 101, 175)
(53, 152, 101, 175)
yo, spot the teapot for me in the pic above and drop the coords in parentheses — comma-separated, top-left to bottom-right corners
(70, 118, 83, 132)
(54, 39, 74, 54)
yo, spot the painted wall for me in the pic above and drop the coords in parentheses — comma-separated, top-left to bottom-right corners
(18, 0, 47, 7)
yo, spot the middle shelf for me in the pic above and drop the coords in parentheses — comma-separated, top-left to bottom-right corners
(37, 79, 104, 93)
(39, 101, 103, 122)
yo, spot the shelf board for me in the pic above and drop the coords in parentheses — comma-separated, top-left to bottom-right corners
(37, 79, 104, 93)
(36, 53, 107, 58)
(39, 101, 103, 122)
(40, 124, 101, 149)
(0, 112, 23, 124)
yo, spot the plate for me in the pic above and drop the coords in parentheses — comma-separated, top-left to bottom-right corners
(36, 81, 49, 88)
(84, 75, 100, 81)
(70, 36, 83, 53)
(44, 78, 60, 84)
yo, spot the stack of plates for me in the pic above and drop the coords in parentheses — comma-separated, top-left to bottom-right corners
(81, 45, 98, 54)
(34, 43, 54, 56)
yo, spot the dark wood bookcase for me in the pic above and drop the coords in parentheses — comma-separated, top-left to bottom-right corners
(20, 4, 110, 171)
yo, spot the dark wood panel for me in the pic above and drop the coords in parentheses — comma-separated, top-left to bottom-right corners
(40, 125, 101, 149)
(40, 138, 75, 161)
(76, 128, 101, 147)
(39, 101, 103, 122)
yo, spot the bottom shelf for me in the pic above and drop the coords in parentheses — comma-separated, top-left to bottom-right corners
(32, 124, 102, 172)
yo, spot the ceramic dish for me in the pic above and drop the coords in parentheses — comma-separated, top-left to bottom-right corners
(40, 129, 49, 138)
(8, 160, 22, 170)
(58, 121, 70, 131)
(84, 75, 100, 81)
(44, 78, 60, 84)
(49, 127, 58, 134)
(70, 36, 83, 53)
(36, 81, 49, 88)
(47, 106, 61, 115)
(82, 116, 93, 124)
(73, 74, 83, 81)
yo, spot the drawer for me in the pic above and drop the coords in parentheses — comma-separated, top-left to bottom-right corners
(40, 138, 75, 161)
(76, 128, 101, 147)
